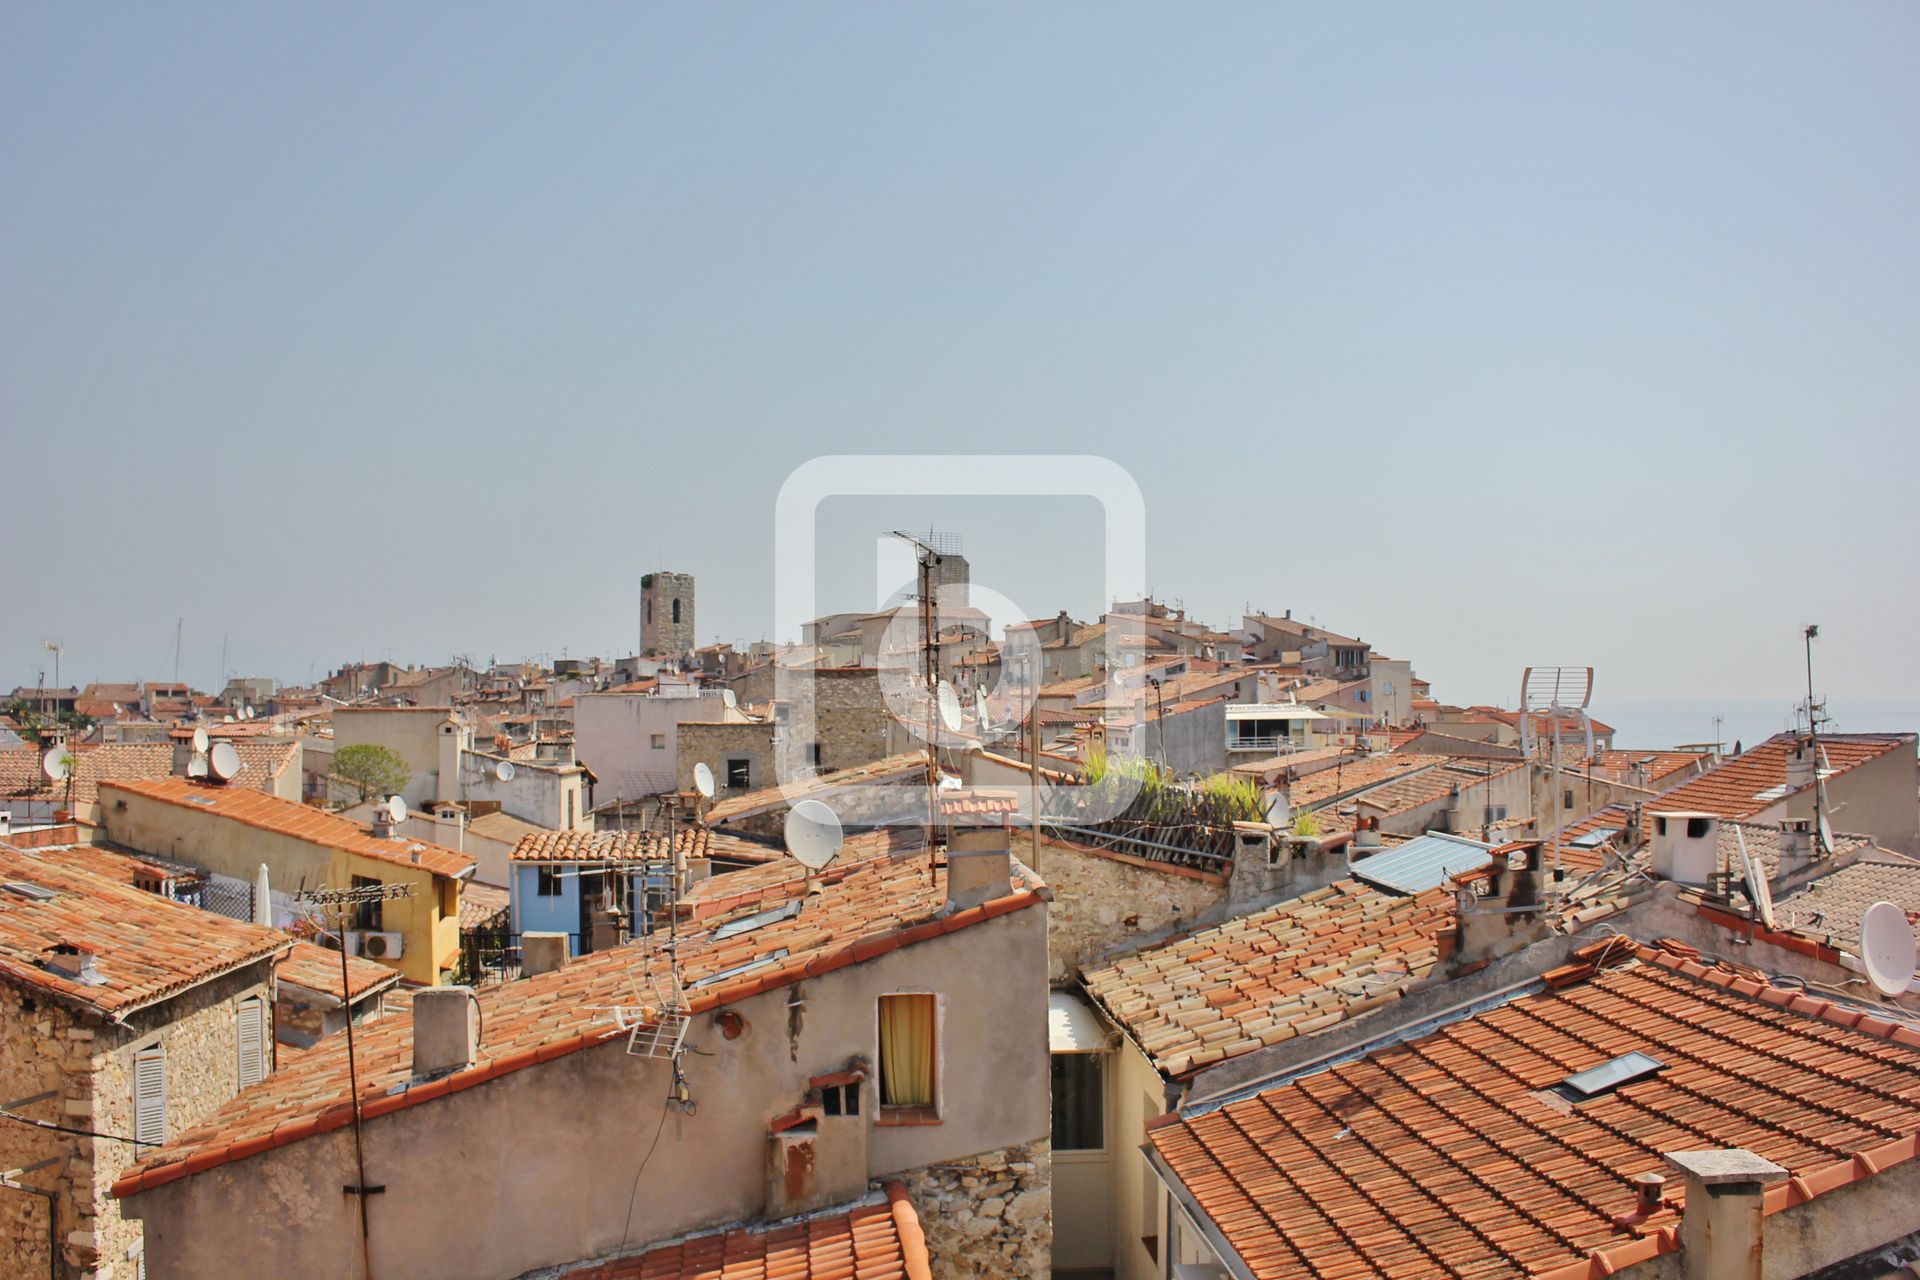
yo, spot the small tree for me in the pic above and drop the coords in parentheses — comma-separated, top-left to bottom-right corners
(333, 744, 411, 803)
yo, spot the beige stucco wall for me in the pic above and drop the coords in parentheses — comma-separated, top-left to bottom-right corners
(125, 905, 1050, 1280)
(330, 707, 455, 810)
(100, 785, 460, 985)
(0, 964, 274, 1280)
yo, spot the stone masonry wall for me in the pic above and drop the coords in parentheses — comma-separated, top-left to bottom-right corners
(898, 1140, 1051, 1280)
(675, 722, 778, 796)
(808, 670, 895, 775)
(0, 965, 277, 1280)
(1041, 839, 1229, 984)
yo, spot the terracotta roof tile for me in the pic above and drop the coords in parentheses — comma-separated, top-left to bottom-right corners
(113, 846, 1044, 1197)
(99, 777, 476, 880)
(559, 1183, 930, 1280)
(1646, 733, 1914, 821)
(1083, 879, 1455, 1077)
(0, 845, 290, 1018)
(0, 741, 298, 809)
(277, 941, 400, 1002)
(1150, 942, 1920, 1279)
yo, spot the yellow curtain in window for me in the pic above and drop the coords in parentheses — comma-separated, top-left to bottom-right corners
(880, 994, 935, 1107)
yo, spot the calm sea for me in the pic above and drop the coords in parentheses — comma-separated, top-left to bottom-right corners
(1594, 700, 1920, 752)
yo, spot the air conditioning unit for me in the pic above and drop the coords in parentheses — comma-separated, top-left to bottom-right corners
(361, 931, 405, 960)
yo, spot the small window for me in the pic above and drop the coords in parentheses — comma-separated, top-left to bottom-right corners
(536, 866, 563, 897)
(134, 1046, 167, 1147)
(1561, 1050, 1662, 1100)
(671, 598, 681, 624)
(878, 994, 936, 1111)
(1051, 1052, 1105, 1150)
(651, 734, 666, 750)
(1563, 789, 1574, 810)
(237, 997, 266, 1088)
(350, 875, 382, 930)
(726, 758, 751, 789)
(440, 876, 458, 918)
(821, 1083, 861, 1117)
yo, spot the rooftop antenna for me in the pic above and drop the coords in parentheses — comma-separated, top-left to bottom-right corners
(173, 618, 183, 689)
(41, 638, 62, 693)
(1860, 900, 1916, 997)
(1732, 825, 1776, 930)
(1520, 666, 1595, 885)
(891, 531, 953, 845)
(297, 879, 415, 1279)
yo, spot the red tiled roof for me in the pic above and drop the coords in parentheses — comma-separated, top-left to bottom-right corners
(512, 827, 711, 864)
(706, 753, 928, 824)
(1149, 939, 1920, 1280)
(277, 940, 400, 1002)
(1645, 733, 1914, 821)
(1083, 880, 1455, 1077)
(0, 741, 298, 808)
(99, 777, 476, 880)
(1570, 750, 1708, 788)
(113, 846, 1047, 1198)
(0, 845, 291, 1019)
(561, 1183, 931, 1280)
(937, 788, 1019, 817)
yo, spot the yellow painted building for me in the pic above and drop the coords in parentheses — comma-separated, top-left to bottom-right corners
(99, 777, 476, 985)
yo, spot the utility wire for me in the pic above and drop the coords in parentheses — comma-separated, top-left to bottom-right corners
(618, 1096, 673, 1253)
(1, 1109, 156, 1148)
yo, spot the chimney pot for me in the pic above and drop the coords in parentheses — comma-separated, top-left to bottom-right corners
(1633, 1171, 1666, 1211)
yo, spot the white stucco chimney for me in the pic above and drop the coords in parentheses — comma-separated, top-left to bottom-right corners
(1649, 811, 1720, 886)
(946, 826, 1013, 913)
(412, 987, 480, 1079)
(1665, 1149, 1788, 1280)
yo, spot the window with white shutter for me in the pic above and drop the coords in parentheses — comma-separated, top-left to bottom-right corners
(237, 997, 266, 1088)
(133, 1047, 166, 1147)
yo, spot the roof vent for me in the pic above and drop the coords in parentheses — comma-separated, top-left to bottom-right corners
(4, 881, 57, 902)
(43, 942, 105, 986)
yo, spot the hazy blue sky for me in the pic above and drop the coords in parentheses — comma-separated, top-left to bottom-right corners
(4, 3, 1916, 719)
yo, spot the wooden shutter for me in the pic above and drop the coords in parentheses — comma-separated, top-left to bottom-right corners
(237, 997, 266, 1088)
(133, 1047, 167, 1147)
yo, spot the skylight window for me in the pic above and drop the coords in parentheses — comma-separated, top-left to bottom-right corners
(1561, 1051, 1662, 1100)
(1751, 785, 1791, 803)
(1569, 829, 1620, 850)
(3, 882, 57, 901)
(690, 949, 790, 988)
(710, 899, 802, 940)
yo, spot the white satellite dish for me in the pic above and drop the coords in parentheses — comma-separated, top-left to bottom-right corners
(385, 795, 408, 825)
(721, 688, 738, 710)
(784, 799, 844, 871)
(495, 760, 515, 783)
(974, 688, 993, 732)
(1860, 901, 1916, 997)
(191, 727, 211, 754)
(936, 680, 963, 734)
(41, 749, 70, 783)
(242, 705, 255, 720)
(207, 740, 241, 782)
(1732, 827, 1776, 931)
(692, 761, 716, 799)
(1264, 792, 1288, 827)
(186, 753, 210, 780)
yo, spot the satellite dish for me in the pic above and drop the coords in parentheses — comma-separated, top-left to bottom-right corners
(975, 688, 993, 732)
(186, 753, 210, 780)
(784, 799, 844, 871)
(41, 749, 70, 783)
(495, 760, 515, 783)
(1264, 792, 1288, 827)
(1860, 901, 1916, 996)
(936, 680, 963, 734)
(721, 688, 738, 710)
(692, 761, 716, 799)
(385, 795, 408, 825)
(207, 740, 241, 782)
(1817, 809, 1836, 856)
(242, 705, 255, 720)
(1732, 827, 1776, 931)
(191, 727, 210, 754)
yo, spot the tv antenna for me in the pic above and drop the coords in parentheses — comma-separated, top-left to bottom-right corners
(41, 638, 62, 691)
(296, 879, 416, 1276)
(891, 530, 955, 842)
(1731, 825, 1776, 931)
(1520, 665, 1594, 880)
(1860, 901, 1916, 997)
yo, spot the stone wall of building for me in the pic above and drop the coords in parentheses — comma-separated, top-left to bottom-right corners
(641, 571, 697, 659)
(676, 721, 778, 796)
(801, 669, 898, 775)
(0, 962, 273, 1280)
(1040, 838, 1229, 983)
(898, 1139, 1051, 1280)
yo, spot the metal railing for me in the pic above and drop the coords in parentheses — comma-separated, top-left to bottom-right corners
(1041, 821, 1234, 870)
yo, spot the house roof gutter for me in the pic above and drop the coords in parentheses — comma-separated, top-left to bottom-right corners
(1141, 1142, 1256, 1280)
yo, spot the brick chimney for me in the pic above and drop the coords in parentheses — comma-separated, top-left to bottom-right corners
(1665, 1149, 1788, 1280)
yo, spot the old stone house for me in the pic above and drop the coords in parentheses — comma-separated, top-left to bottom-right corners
(0, 840, 290, 1280)
(115, 837, 1053, 1279)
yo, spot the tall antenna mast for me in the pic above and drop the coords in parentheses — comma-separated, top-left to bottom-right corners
(41, 638, 62, 693)
(173, 618, 183, 689)
(1802, 624, 1821, 741)
(891, 530, 951, 849)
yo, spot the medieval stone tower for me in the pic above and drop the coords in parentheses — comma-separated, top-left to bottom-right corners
(641, 571, 696, 659)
